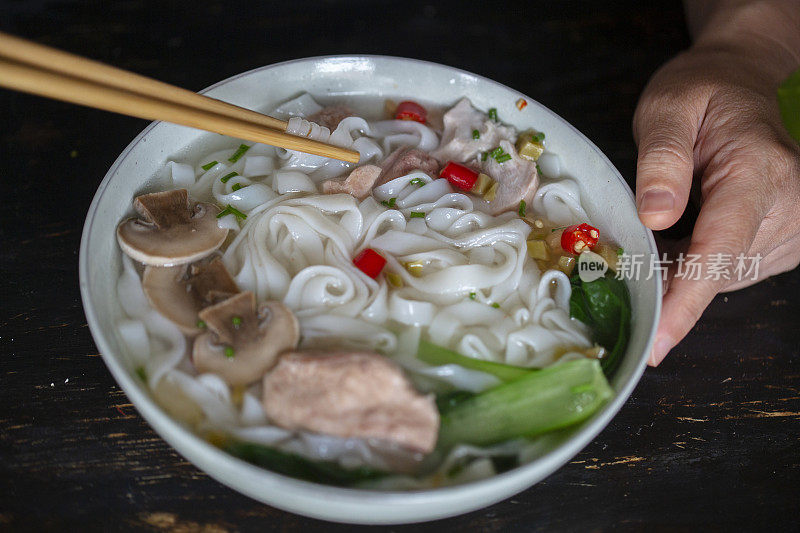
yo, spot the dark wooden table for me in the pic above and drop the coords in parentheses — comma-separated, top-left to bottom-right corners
(1, 1, 798, 530)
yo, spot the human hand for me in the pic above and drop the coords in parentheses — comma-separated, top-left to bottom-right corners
(632, 2, 800, 366)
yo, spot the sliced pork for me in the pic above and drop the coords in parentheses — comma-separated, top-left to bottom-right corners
(321, 164, 382, 200)
(307, 105, 355, 131)
(430, 98, 516, 164)
(477, 139, 539, 215)
(378, 146, 440, 185)
(262, 351, 439, 453)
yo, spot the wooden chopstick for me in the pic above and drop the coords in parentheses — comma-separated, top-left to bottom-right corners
(0, 33, 360, 163)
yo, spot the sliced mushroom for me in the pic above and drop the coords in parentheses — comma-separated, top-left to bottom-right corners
(192, 291, 299, 386)
(142, 256, 239, 335)
(263, 351, 440, 453)
(117, 189, 229, 266)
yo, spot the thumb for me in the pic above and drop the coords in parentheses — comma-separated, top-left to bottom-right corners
(648, 179, 767, 366)
(633, 95, 701, 231)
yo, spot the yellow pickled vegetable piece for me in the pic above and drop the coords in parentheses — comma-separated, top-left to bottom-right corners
(386, 271, 404, 288)
(404, 261, 424, 277)
(557, 255, 576, 276)
(594, 243, 619, 272)
(483, 181, 498, 202)
(526, 239, 549, 261)
(517, 131, 545, 161)
(473, 173, 494, 195)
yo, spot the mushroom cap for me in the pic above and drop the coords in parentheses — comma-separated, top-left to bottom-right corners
(192, 292, 300, 386)
(142, 256, 239, 335)
(117, 189, 229, 266)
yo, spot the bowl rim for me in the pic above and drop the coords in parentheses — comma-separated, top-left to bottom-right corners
(79, 54, 661, 520)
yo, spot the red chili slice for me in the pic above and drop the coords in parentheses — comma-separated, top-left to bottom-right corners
(440, 161, 479, 191)
(353, 248, 386, 278)
(395, 101, 427, 123)
(560, 223, 600, 254)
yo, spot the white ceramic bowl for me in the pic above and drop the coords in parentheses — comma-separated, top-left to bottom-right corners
(79, 56, 661, 524)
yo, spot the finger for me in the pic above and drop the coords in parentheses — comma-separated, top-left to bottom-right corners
(648, 179, 769, 366)
(721, 232, 800, 292)
(633, 89, 703, 231)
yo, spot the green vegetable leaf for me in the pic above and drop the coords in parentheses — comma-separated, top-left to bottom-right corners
(438, 359, 613, 448)
(436, 390, 476, 413)
(417, 340, 531, 382)
(569, 272, 631, 375)
(224, 440, 386, 486)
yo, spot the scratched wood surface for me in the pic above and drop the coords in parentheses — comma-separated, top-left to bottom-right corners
(1, 1, 798, 531)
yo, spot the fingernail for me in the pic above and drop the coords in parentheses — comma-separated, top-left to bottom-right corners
(639, 188, 675, 214)
(648, 336, 673, 366)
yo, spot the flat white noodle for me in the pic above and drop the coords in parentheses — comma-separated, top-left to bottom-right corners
(533, 179, 588, 225)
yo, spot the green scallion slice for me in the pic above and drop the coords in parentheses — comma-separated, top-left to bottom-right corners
(232, 316, 242, 328)
(409, 211, 426, 218)
(217, 204, 247, 220)
(469, 292, 477, 300)
(481, 152, 488, 161)
(409, 177, 425, 186)
(135, 366, 147, 381)
(472, 129, 480, 140)
(381, 198, 397, 208)
(496, 154, 512, 163)
(488, 108, 498, 121)
(220, 171, 238, 183)
(201, 160, 218, 171)
(224, 346, 235, 359)
(228, 144, 251, 163)
(491, 302, 500, 308)
(196, 320, 206, 328)
(518, 200, 526, 217)
(231, 183, 245, 192)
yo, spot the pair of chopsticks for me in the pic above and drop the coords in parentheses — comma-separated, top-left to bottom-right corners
(0, 32, 360, 163)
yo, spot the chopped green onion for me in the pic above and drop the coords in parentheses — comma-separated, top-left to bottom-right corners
(381, 198, 397, 208)
(232, 316, 242, 328)
(224, 346, 235, 359)
(488, 108, 498, 121)
(551, 225, 569, 232)
(228, 144, 250, 163)
(469, 292, 477, 300)
(220, 171, 238, 183)
(196, 320, 206, 329)
(472, 129, 480, 140)
(481, 152, 488, 161)
(496, 154, 512, 163)
(518, 200, 526, 217)
(536, 163, 543, 174)
(409, 211, 426, 218)
(491, 302, 500, 308)
(409, 177, 425, 187)
(616, 247, 625, 256)
(201, 160, 218, 171)
(135, 366, 147, 381)
(489, 147, 504, 158)
(231, 183, 245, 192)
(531, 132, 545, 143)
(217, 204, 248, 220)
